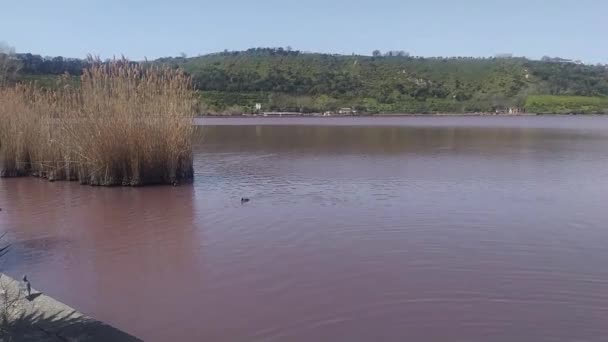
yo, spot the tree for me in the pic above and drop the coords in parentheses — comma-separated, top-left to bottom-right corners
(372, 50, 381, 57)
(0, 42, 20, 86)
(383, 50, 409, 57)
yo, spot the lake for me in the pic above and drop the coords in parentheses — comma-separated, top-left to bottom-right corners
(2, 116, 608, 341)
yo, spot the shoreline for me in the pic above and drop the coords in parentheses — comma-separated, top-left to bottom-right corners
(200, 112, 536, 117)
(197, 112, 608, 118)
(0, 273, 142, 342)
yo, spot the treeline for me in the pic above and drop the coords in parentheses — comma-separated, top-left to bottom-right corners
(175, 49, 608, 113)
(8, 48, 608, 114)
(14, 53, 86, 75)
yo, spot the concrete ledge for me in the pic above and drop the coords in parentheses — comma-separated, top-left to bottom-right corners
(0, 273, 142, 341)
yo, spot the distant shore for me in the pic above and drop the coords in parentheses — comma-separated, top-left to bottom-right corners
(198, 112, 545, 118)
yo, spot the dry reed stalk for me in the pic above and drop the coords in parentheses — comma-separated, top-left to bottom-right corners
(0, 58, 195, 186)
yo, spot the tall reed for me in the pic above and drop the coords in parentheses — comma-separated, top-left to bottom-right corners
(0, 59, 195, 186)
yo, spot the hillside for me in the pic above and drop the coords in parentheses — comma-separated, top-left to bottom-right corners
(10, 48, 608, 114)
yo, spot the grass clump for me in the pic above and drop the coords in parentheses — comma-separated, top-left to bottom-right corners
(0, 58, 195, 186)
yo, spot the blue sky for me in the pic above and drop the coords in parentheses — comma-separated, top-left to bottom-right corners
(1, 0, 606, 63)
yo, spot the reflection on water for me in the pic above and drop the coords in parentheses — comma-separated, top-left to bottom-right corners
(2, 116, 608, 341)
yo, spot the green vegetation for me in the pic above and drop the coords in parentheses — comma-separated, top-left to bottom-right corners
(16, 74, 80, 89)
(8, 47, 608, 114)
(525, 95, 608, 114)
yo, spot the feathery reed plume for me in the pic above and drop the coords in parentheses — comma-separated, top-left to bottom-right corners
(0, 58, 195, 186)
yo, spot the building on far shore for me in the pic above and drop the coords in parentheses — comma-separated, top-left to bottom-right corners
(263, 111, 309, 117)
(495, 107, 524, 115)
(338, 108, 357, 115)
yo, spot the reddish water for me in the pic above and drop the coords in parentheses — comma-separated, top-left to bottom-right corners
(2, 116, 608, 341)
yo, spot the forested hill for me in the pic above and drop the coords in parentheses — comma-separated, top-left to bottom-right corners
(12, 48, 608, 114)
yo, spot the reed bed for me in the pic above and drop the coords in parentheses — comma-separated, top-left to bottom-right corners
(0, 59, 195, 186)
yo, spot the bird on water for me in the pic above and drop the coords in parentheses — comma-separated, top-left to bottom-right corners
(241, 197, 250, 203)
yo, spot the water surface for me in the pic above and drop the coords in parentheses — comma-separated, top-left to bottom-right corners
(2, 116, 608, 341)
